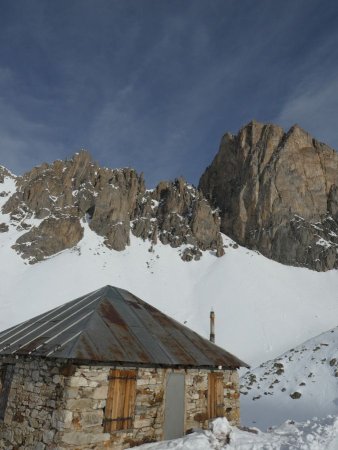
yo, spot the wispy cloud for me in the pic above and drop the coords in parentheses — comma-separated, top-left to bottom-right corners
(275, 75, 338, 150)
(0, 100, 65, 175)
(273, 19, 338, 148)
(0, 0, 337, 185)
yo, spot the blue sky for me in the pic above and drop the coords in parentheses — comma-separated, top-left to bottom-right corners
(0, 0, 338, 186)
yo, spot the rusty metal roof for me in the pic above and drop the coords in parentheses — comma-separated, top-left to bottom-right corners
(0, 286, 248, 369)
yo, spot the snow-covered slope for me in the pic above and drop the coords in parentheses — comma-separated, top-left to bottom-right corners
(241, 326, 338, 429)
(2, 172, 338, 373)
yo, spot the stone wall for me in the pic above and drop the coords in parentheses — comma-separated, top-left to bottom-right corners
(0, 357, 240, 450)
(185, 369, 240, 430)
(0, 357, 66, 449)
(55, 365, 166, 449)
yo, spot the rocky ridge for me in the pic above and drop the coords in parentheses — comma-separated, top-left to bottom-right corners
(199, 120, 338, 271)
(1, 151, 223, 263)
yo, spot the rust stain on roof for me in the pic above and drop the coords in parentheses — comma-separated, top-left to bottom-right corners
(99, 300, 126, 327)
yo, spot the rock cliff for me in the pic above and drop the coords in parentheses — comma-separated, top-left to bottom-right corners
(199, 121, 338, 271)
(1, 151, 223, 263)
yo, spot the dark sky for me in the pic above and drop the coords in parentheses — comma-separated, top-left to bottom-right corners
(0, 0, 338, 187)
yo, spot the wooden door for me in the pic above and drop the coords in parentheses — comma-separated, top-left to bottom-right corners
(208, 372, 224, 418)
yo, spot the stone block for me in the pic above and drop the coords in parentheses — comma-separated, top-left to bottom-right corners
(65, 397, 96, 410)
(79, 411, 104, 428)
(134, 418, 154, 428)
(61, 431, 110, 445)
(66, 376, 91, 387)
(51, 409, 73, 428)
(31, 370, 40, 381)
(63, 387, 80, 399)
(90, 385, 108, 400)
(52, 375, 62, 384)
(42, 429, 55, 444)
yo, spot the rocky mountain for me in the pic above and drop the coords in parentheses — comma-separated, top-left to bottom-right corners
(3, 121, 338, 271)
(199, 121, 338, 271)
(0, 151, 223, 264)
(240, 325, 338, 429)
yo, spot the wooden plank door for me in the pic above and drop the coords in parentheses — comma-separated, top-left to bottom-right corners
(208, 372, 224, 419)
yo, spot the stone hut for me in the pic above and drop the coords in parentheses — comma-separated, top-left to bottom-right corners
(0, 285, 248, 450)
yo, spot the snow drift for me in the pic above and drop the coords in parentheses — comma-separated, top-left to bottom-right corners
(136, 416, 338, 450)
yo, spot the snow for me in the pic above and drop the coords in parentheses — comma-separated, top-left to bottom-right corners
(0, 175, 16, 201)
(135, 416, 338, 450)
(241, 325, 338, 429)
(316, 237, 332, 248)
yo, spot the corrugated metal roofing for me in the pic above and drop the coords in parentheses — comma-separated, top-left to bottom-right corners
(0, 286, 249, 369)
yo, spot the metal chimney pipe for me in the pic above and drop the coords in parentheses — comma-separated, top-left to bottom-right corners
(210, 309, 215, 343)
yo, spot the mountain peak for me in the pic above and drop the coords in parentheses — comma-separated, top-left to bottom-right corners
(243, 119, 265, 129)
(199, 121, 338, 271)
(71, 148, 93, 164)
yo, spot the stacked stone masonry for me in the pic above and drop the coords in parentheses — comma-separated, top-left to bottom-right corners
(0, 357, 240, 450)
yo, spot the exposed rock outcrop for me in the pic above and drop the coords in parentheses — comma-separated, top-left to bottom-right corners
(199, 121, 338, 271)
(0, 223, 8, 233)
(13, 217, 84, 263)
(2, 151, 223, 263)
(133, 178, 223, 256)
